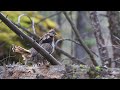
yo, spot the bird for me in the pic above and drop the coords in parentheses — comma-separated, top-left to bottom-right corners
(12, 29, 56, 66)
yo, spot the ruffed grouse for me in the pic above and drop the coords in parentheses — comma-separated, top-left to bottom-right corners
(12, 29, 56, 66)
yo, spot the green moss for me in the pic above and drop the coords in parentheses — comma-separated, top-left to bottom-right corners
(96, 75, 100, 78)
(95, 66, 101, 71)
(80, 64, 84, 68)
(72, 74, 77, 79)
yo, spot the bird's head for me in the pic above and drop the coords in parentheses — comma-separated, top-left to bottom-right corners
(48, 29, 56, 37)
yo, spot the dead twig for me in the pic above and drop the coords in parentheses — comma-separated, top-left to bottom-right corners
(12, 21, 40, 42)
(56, 38, 99, 57)
(18, 14, 36, 35)
(55, 46, 86, 65)
(112, 58, 120, 62)
(55, 38, 81, 46)
(18, 14, 32, 27)
(55, 39, 86, 65)
(112, 34, 120, 42)
(31, 18, 36, 34)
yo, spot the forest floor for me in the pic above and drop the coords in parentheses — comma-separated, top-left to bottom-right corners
(0, 63, 120, 79)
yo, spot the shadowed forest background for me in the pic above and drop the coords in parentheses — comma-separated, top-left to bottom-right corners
(0, 11, 120, 79)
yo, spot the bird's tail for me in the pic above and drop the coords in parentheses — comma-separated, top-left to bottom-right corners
(12, 44, 31, 54)
(12, 44, 32, 61)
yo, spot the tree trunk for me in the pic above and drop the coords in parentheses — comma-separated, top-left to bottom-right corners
(107, 11, 120, 68)
(89, 11, 111, 67)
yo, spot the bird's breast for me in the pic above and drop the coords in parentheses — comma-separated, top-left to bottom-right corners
(42, 37, 53, 44)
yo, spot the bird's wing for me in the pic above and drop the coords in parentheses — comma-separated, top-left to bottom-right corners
(41, 43, 53, 54)
(29, 43, 53, 57)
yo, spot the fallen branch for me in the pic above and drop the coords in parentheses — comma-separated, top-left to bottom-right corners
(63, 11, 98, 66)
(0, 13, 62, 65)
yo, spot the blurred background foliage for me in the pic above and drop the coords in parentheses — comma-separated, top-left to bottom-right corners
(0, 11, 62, 64)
